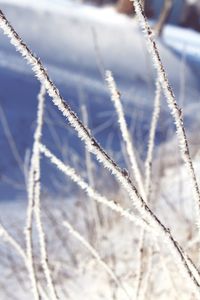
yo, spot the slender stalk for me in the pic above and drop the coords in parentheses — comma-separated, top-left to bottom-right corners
(25, 85, 45, 300)
(31, 84, 59, 300)
(106, 70, 164, 299)
(81, 104, 101, 242)
(106, 70, 146, 200)
(144, 80, 161, 197)
(136, 79, 161, 300)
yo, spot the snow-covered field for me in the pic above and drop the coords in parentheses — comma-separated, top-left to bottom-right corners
(0, 0, 200, 299)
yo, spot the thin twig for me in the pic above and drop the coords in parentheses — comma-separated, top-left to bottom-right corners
(136, 79, 162, 300)
(31, 84, 59, 300)
(106, 70, 146, 200)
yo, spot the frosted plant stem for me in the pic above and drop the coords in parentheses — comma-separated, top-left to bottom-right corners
(131, 0, 200, 235)
(81, 104, 101, 242)
(144, 79, 161, 197)
(106, 71, 162, 299)
(31, 84, 58, 300)
(0, 224, 49, 300)
(40, 143, 150, 231)
(0, 10, 200, 297)
(106, 70, 146, 200)
(106, 70, 148, 299)
(136, 79, 162, 300)
(63, 221, 131, 300)
(26, 174, 40, 300)
(24, 85, 45, 300)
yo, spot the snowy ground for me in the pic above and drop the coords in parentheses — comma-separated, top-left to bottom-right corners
(0, 0, 200, 299)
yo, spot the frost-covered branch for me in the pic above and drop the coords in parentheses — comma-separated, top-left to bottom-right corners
(106, 70, 146, 200)
(135, 79, 161, 300)
(25, 85, 44, 300)
(39, 143, 150, 231)
(132, 0, 200, 235)
(106, 71, 163, 299)
(0, 10, 200, 296)
(145, 79, 161, 197)
(81, 104, 101, 240)
(25, 84, 58, 300)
